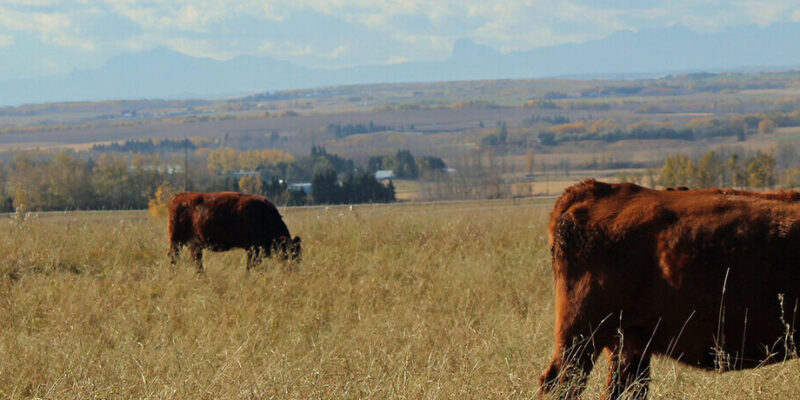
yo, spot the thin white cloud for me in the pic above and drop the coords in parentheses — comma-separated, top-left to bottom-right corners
(738, 1, 790, 26)
(389, 33, 450, 52)
(0, 0, 61, 5)
(117, 32, 232, 59)
(259, 40, 314, 58)
(463, 1, 627, 51)
(355, 13, 387, 29)
(0, 7, 97, 51)
(385, 56, 410, 64)
(163, 36, 235, 60)
(257, 3, 287, 22)
(34, 13, 71, 34)
(0, 34, 13, 46)
(118, 32, 159, 52)
(288, 43, 313, 57)
(678, 14, 726, 32)
(0, 6, 36, 31)
(174, 5, 206, 31)
(52, 35, 95, 51)
(325, 45, 347, 59)
(100, 1, 285, 31)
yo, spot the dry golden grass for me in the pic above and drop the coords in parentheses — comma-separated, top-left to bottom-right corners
(1, 200, 799, 399)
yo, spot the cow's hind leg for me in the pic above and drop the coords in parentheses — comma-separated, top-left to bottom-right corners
(246, 247, 260, 271)
(604, 333, 652, 400)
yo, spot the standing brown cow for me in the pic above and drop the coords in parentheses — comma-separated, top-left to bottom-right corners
(168, 192, 301, 270)
(540, 179, 800, 399)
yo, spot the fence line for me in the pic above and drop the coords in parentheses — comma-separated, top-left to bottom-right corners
(0, 195, 559, 219)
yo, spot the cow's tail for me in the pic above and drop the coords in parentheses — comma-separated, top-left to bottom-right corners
(167, 196, 189, 263)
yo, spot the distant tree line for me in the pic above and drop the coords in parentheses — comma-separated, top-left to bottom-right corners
(0, 152, 169, 212)
(234, 146, 448, 205)
(615, 147, 800, 190)
(538, 110, 800, 145)
(326, 121, 391, 138)
(310, 169, 395, 204)
(578, 73, 794, 99)
(481, 122, 509, 146)
(580, 85, 645, 97)
(0, 145, 454, 211)
(657, 151, 777, 189)
(92, 133, 287, 155)
(92, 138, 197, 154)
(523, 114, 571, 125)
(539, 126, 694, 145)
(207, 146, 397, 205)
(582, 153, 647, 170)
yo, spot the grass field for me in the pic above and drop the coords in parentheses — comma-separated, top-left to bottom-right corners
(1, 200, 799, 399)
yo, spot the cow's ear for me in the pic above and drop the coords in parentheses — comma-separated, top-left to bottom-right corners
(293, 236, 301, 244)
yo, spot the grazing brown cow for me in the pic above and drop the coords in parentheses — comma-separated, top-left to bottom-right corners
(540, 179, 800, 399)
(168, 192, 301, 270)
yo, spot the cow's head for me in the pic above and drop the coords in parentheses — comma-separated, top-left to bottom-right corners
(276, 235, 302, 261)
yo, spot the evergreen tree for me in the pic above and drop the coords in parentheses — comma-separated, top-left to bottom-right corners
(395, 150, 418, 179)
(339, 171, 395, 204)
(311, 167, 340, 204)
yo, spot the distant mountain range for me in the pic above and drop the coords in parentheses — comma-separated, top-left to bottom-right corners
(3, 23, 800, 106)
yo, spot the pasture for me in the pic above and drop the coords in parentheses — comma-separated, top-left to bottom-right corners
(1, 200, 798, 399)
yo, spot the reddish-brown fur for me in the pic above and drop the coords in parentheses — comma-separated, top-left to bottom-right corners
(168, 192, 301, 270)
(540, 179, 800, 399)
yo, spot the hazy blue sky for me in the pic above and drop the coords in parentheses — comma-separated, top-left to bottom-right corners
(1, 0, 800, 79)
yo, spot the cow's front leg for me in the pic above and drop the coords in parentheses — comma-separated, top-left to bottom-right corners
(541, 271, 604, 399)
(189, 244, 203, 271)
(168, 242, 182, 265)
(604, 335, 652, 400)
(540, 339, 599, 399)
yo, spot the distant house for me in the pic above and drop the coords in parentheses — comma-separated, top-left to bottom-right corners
(443, 168, 457, 174)
(375, 170, 395, 180)
(131, 164, 182, 174)
(289, 183, 312, 195)
(231, 170, 259, 177)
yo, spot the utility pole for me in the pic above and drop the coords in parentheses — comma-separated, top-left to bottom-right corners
(184, 138, 189, 191)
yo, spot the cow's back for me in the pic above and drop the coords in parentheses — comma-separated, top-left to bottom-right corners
(211, 194, 290, 249)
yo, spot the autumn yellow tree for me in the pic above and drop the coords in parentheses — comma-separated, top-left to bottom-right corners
(147, 181, 176, 219)
(238, 174, 263, 195)
(696, 151, 723, 188)
(728, 154, 747, 188)
(746, 152, 776, 188)
(660, 154, 697, 187)
(758, 119, 776, 134)
(201, 148, 295, 174)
